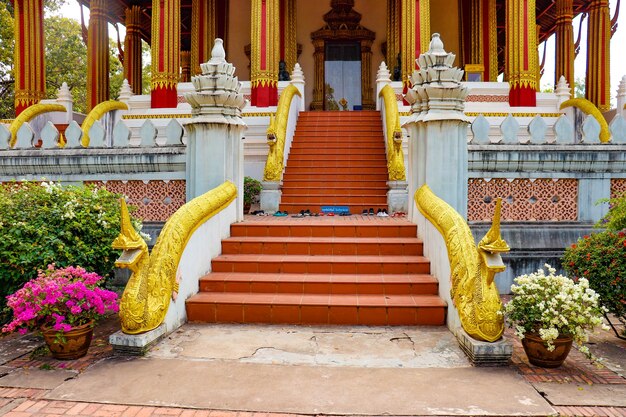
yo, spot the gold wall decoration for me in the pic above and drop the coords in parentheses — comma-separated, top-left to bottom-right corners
(81, 100, 129, 147)
(379, 85, 406, 181)
(585, 0, 611, 112)
(191, 0, 217, 76)
(415, 184, 509, 342)
(151, 0, 181, 90)
(87, 0, 110, 110)
(505, 0, 538, 92)
(251, 0, 280, 90)
(113, 181, 237, 335)
(263, 84, 301, 182)
(555, 0, 574, 93)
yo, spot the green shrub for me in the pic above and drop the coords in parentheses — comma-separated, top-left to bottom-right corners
(562, 231, 626, 331)
(0, 181, 143, 320)
(563, 191, 626, 336)
(243, 176, 262, 206)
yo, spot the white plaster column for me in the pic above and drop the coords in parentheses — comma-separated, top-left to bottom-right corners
(402, 34, 470, 219)
(184, 39, 248, 221)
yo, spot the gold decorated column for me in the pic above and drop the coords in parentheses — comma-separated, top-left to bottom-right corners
(386, 0, 400, 79)
(483, 0, 498, 81)
(191, 0, 216, 76)
(180, 50, 191, 82)
(585, 0, 611, 112)
(87, 0, 110, 110)
(251, 0, 280, 107)
(281, 0, 297, 74)
(555, 0, 574, 92)
(13, 0, 46, 115)
(469, 0, 482, 65)
(505, 0, 537, 106)
(311, 39, 325, 110)
(151, 0, 180, 108)
(401, 0, 430, 89)
(124, 6, 143, 95)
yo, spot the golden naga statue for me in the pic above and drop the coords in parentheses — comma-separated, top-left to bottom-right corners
(379, 85, 406, 182)
(415, 185, 510, 342)
(263, 84, 301, 182)
(112, 181, 237, 334)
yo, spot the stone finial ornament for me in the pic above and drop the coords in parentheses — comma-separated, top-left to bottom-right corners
(377, 62, 391, 83)
(291, 63, 304, 82)
(57, 82, 71, 101)
(118, 79, 133, 105)
(186, 38, 247, 122)
(555, 76, 571, 107)
(403, 33, 468, 123)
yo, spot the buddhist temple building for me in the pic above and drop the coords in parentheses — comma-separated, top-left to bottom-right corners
(10, 0, 618, 114)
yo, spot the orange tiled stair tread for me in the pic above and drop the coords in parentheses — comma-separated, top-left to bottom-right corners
(186, 112, 446, 326)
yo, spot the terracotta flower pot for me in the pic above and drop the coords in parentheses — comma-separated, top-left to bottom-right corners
(521, 332, 573, 368)
(41, 321, 94, 360)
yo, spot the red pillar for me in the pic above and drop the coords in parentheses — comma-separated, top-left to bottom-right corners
(151, 0, 181, 108)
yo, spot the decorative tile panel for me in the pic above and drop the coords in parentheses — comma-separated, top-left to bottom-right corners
(611, 179, 626, 199)
(465, 95, 509, 102)
(87, 180, 186, 222)
(468, 178, 578, 221)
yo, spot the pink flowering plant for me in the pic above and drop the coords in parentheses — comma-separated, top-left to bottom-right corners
(2, 265, 119, 338)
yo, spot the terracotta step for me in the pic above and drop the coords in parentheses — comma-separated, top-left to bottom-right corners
(282, 173, 389, 181)
(198, 273, 437, 295)
(230, 221, 417, 238)
(292, 132, 385, 138)
(286, 160, 387, 167)
(186, 292, 445, 325)
(280, 194, 387, 204)
(282, 180, 388, 188)
(277, 204, 390, 214)
(221, 236, 423, 256)
(289, 143, 385, 151)
(295, 125, 382, 131)
(281, 187, 388, 196)
(287, 153, 386, 161)
(212, 254, 429, 275)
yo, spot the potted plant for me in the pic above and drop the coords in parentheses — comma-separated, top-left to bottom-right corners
(2, 265, 119, 360)
(243, 176, 262, 214)
(504, 264, 607, 368)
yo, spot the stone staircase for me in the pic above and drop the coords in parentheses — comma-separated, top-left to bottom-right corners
(279, 111, 389, 214)
(185, 111, 446, 326)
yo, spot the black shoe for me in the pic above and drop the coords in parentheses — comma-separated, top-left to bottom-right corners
(369, 208, 375, 215)
(362, 209, 368, 215)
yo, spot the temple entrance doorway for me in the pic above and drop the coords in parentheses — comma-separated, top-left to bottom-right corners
(324, 42, 362, 110)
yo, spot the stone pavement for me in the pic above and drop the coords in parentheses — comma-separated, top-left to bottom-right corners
(0, 317, 623, 417)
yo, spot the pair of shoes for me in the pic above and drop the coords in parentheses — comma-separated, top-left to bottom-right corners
(273, 211, 288, 217)
(252, 210, 265, 216)
(361, 208, 376, 216)
(327, 213, 335, 216)
(299, 209, 312, 217)
(392, 211, 406, 217)
(339, 212, 351, 216)
(292, 213, 304, 218)
(376, 209, 389, 217)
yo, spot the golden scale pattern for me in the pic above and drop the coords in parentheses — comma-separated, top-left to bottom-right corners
(86, 180, 186, 222)
(467, 178, 578, 222)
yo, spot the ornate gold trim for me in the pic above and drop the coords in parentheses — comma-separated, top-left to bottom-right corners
(415, 184, 506, 342)
(113, 181, 237, 335)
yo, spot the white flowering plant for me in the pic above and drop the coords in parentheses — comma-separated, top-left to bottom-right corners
(504, 264, 608, 357)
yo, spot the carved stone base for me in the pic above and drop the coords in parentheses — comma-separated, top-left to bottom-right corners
(260, 181, 281, 213)
(387, 181, 408, 213)
(109, 324, 167, 356)
(456, 328, 512, 366)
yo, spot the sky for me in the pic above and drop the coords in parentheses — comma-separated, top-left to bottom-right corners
(59, 0, 626, 103)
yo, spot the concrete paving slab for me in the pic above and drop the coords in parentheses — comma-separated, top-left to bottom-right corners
(0, 334, 42, 365)
(46, 357, 554, 416)
(534, 382, 626, 407)
(149, 324, 469, 368)
(0, 368, 78, 389)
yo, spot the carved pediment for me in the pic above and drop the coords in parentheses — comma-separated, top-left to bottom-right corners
(312, 0, 375, 41)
